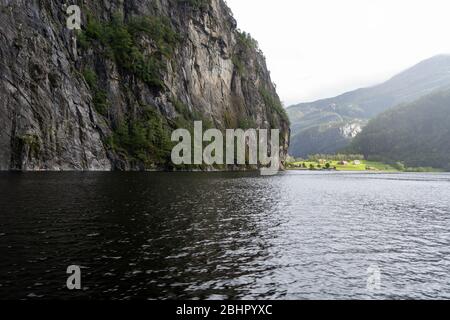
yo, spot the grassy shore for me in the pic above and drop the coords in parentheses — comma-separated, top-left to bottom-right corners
(288, 160, 398, 172)
(286, 160, 446, 172)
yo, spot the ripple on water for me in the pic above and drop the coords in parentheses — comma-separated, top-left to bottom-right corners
(0, 172, 449, 299)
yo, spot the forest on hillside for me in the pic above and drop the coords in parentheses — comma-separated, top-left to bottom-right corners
(349, 89, 450, 170)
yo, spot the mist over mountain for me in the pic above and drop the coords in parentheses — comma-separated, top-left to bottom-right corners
(287, 55, 450, 157)
(349, 89, 450, 170)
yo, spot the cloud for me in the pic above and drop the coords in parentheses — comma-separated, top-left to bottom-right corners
(226, 0, 450, 105)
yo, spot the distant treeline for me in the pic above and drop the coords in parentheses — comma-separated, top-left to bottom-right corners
(294, 154, 365, 162)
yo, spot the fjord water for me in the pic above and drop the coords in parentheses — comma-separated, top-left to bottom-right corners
(0, 171, 449, 300)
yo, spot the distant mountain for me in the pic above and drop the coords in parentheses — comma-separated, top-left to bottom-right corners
(289, 120, 366, 157)
(288, 55, 450, 157)
(349, 89, 450, 170)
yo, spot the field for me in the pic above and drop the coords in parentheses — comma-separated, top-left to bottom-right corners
(288, 160, 399, 172)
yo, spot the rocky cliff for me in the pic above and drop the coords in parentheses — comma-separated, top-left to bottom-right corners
(0, 0, 289, 171)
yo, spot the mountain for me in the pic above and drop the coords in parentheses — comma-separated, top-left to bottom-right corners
(0, 0, 289, 171)
(289, 120, 366, 157)
(287, 55, 450, 157)
(349, 89, 450, 170)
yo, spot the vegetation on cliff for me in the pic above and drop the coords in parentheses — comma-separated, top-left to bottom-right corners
(69, 0, 289, 170)
(79, 13, 180, 91)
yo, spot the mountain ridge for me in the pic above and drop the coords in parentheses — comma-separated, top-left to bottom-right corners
(287, 55, 450, 158)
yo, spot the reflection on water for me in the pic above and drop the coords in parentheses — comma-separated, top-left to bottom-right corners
(0, 171, 449, 300)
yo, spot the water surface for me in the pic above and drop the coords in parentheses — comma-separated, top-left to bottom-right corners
(0, 171, 449, 300)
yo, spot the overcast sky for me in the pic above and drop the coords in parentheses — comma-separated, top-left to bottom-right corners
(226, 0, 450, 106)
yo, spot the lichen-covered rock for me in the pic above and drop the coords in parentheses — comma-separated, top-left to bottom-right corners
(0, 0, 290, 171)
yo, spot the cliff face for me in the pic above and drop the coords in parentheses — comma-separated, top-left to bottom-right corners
(0, 0, 289, 171)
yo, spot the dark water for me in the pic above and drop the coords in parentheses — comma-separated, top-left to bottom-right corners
(0, 171, 449, 300)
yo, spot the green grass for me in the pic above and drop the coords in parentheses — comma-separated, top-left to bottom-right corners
(364, 161, 398, 172)
(288, 160, 399, 172)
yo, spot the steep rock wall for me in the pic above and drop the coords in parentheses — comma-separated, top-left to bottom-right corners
(0, 0, 290, 171)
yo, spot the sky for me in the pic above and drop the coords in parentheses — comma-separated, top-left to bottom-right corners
(226, 0, 450, 106)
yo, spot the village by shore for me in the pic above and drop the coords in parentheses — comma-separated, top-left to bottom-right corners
(286, 155, 443, 173)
